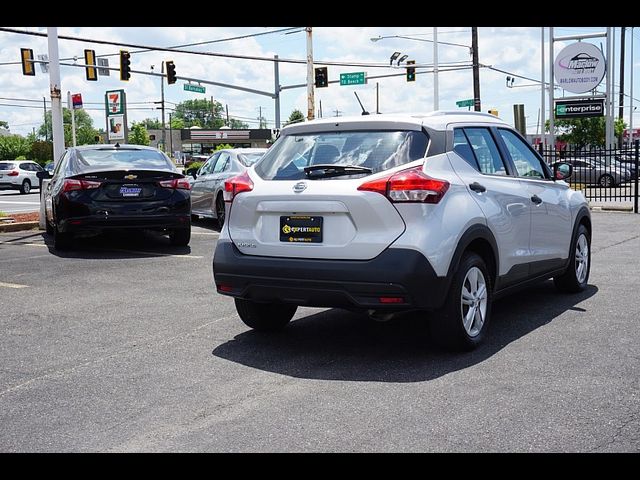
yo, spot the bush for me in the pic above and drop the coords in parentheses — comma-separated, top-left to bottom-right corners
(0, 135, 32, 159)
(183, 161, 204, 174)
(30, 141, 53, 165)
(15, 155, 27, 160)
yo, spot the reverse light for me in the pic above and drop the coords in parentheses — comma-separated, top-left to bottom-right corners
(159, 178, 191, 190)
(358, 166, 449, 204)
(62, 179, 102, 192)
(224, 171, 254, 202)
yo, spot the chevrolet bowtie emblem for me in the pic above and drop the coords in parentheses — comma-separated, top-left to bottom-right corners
(124, 174, 138, 180)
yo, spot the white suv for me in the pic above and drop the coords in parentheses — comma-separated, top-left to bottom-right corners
(213, 112, 591, 350)
(0, 160, 44, 194)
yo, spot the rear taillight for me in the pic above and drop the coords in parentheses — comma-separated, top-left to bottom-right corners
(358, 166, 449, 204)
(159, 178, 191, 190)
(224, 171, 254, 202)
(7, 170, 19, 176)
(62, 179, 102, 192)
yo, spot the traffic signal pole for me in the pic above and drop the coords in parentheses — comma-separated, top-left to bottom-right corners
(47, 27, 65, 165)
(306, 27, 315, 121)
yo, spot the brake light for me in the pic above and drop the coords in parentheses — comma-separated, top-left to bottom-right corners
(358, 166, 449, 204)
(7, 170, 19, 176)
(62, 179, 102, 192)
(224, 171, 254, 202)
(159, 178, 191, 190)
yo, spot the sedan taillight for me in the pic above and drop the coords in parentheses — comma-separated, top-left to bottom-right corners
(224, 171, 254, 202)
(159, 178, 191, 190)
(62, 179, 102, 192)
(358, 166, 449, 204)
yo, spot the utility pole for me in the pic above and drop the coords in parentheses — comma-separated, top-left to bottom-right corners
(274, 55, 281, 129)
(67, 91, 76, 147)
(549, 27, 555, 152)
(161, 61, 166, 151)
(306, 27, 315, 121)
(472, 27, 481, 112)
(606, 27, 613, 147)
(630, 27, 635, 146)
(226, 104, 230, 127)
(433, 27, 439, 111)
(618, 27, 626, 148)
(43, 96, 48, 141)
(540, 27, 546, 145)
(376, 82, 380, 114)
(47, 27, 65, 164)
(169, 112, 173, 156)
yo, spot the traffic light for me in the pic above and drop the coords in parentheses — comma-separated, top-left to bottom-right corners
(406, 60, 416, 82)
(20, 48, 35, 76)
(488, 109, 499, 116)
(119, 50, 131, 81)
(314, 66, 328, 88)
(166, 61, 177, 85)
(84, 49, 97, 81)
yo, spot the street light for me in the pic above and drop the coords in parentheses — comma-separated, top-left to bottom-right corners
(389, 51, 401, 65)
(396, 54, 408, 66)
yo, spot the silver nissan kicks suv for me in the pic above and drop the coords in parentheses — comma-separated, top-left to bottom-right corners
(213, 112, 591, 351)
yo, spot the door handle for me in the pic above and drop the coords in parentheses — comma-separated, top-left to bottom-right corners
(469, 182, 486, 193)
(530, 194, 543, 205)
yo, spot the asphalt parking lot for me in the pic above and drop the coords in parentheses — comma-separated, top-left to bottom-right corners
(0, 212, 638, 452)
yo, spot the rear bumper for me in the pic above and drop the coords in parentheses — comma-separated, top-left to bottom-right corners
(59, 214, 190, 233)
(213, 239, 449, 311)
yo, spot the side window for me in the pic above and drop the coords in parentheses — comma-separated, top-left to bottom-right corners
(200, 154, 219, 175)
(452, 128, 480, 170)
(498, 129, 547, 179)
(33, 163, 43, 171)
(213, 152, 230, 173)
(19, 163, 30, 171)
(52, 152, 68, 177)
(464, 128, 508, 176)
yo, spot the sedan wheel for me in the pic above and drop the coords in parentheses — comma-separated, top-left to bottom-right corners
(598, 174, 614, 187)
(215, 195, 226, 228)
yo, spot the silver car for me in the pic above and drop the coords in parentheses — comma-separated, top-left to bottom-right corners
(0, 160, 44, 194)
(558, 157, 630, 187)
(190, 148, 267, 227)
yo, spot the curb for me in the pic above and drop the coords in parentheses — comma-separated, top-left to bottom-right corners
(590, 205, 634, 212)
(0, 221, 41, 233)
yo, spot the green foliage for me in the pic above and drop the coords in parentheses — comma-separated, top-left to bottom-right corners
(545, 117, 630, 148)
(15, 155, 27, 160)
(0, 120, 9, 130)
(229, 118, 249, 129)
(30, 141, 53, 164)
(215, 143, 233, 151)
(38, 108, 99, 146)
(186, 161, 204, 171)
(170, 116, 185, 129)
(615, 118, 627, 139)
(0, 134, 32, 160)
(128, 122, 150, 146)
(173, 99, 225, 129)
(286, 109, 305, 125)
(141, 118, 163, 130)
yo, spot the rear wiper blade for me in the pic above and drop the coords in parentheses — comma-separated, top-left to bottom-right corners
(303, 164, 372, 179)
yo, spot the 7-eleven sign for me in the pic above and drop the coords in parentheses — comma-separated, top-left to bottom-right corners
(105, 89, 124, 115)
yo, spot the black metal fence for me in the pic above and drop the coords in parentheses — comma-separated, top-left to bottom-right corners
(537, 140, 639, 213)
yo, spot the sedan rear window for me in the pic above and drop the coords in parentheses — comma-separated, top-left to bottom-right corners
(75, 149, 175, 172)
(254, 130, 429, 180)
(0, 162, 16, 170)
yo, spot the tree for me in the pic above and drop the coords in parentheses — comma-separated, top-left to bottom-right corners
(141, 118, 163, 130)
(0, 120, 9, 130)
(38, 108, 99, 146)
(30, 141, 53, 164)
(285, 109, 305, 126)
(0, 135, 32, 159)
(173, 99, 226, 129)
(229, 118, 249, 129)
(545, 117, 630, 148)
(128, 122, 150, 146)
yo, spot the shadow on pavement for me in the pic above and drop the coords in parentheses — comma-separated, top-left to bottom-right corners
(212, 281, 598, 383)
(42, 229, 192, 259)
(191, 217, 221, 232)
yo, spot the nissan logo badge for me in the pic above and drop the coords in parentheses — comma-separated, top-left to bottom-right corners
(293, 182, 307, 193)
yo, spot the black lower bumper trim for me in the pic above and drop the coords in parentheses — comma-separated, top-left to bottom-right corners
(213, 240, 449, 311)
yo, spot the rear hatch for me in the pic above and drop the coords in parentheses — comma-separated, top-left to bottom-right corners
(226, 124, 431, 260)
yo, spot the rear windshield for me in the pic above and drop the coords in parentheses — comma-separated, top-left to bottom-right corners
(75, 149, 175, 172)
(0, 162, 15, 170)
(254, 130, 429, 180)
(238, 152, 264, 167)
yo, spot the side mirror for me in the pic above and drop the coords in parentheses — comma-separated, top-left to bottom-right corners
(553, 162, 572, 181)
(36, 170, 52, 180)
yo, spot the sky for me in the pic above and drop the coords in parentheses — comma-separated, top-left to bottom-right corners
(0, 26, 638, 140)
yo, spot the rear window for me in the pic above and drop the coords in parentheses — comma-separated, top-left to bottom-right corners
(75, 149, 175, 172)
(237, 153, 264, 167)
(254, 130, 429, 180)
(0, 162, 15, 170)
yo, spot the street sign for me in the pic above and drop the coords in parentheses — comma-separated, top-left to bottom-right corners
(340, 72, 366, 86)
(555, 99, 604, 119)
(37, 54, 49, 73)
(71, 94, 83, 110)
(184, 83, 206, 94)
(97, 58, 110, 76)
(456, 99, 474, 107)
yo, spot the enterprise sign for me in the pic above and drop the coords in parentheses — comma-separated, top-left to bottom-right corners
(555, 99, 604, 119)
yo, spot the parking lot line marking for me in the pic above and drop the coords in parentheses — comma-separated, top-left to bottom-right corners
(107, 248, 203, 259)
(192, 232, 219, 236)
(0, 281, 29, 288)
(0, 200, 41, 205)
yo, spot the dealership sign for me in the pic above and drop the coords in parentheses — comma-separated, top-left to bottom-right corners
(554, 42, 606, 94)
(555, 99, 604, 119)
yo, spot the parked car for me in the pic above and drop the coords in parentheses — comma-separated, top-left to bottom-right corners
(613, 152, 638, 179)
(213, 112, 591, 351)
(44, 161, 55, 175)
(190, 148, 267, 227)
(0, 160, 44, 194)
(42, 144, 191, 250)
(553, 157, 630, 187)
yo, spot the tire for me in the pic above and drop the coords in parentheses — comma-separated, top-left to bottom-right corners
(20, 180, 31, 195)
(169, 227, 191, 246)
(215, 195, 226, 229)
(53, 224, 72, 250)
(554, 224, 590, 293)
(45, 211, 53, 235)
(190, 213, 199, 222)
(235, 298, 297, 332)
(430, 252, 492, 351)
(598, 174, 614, 187)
